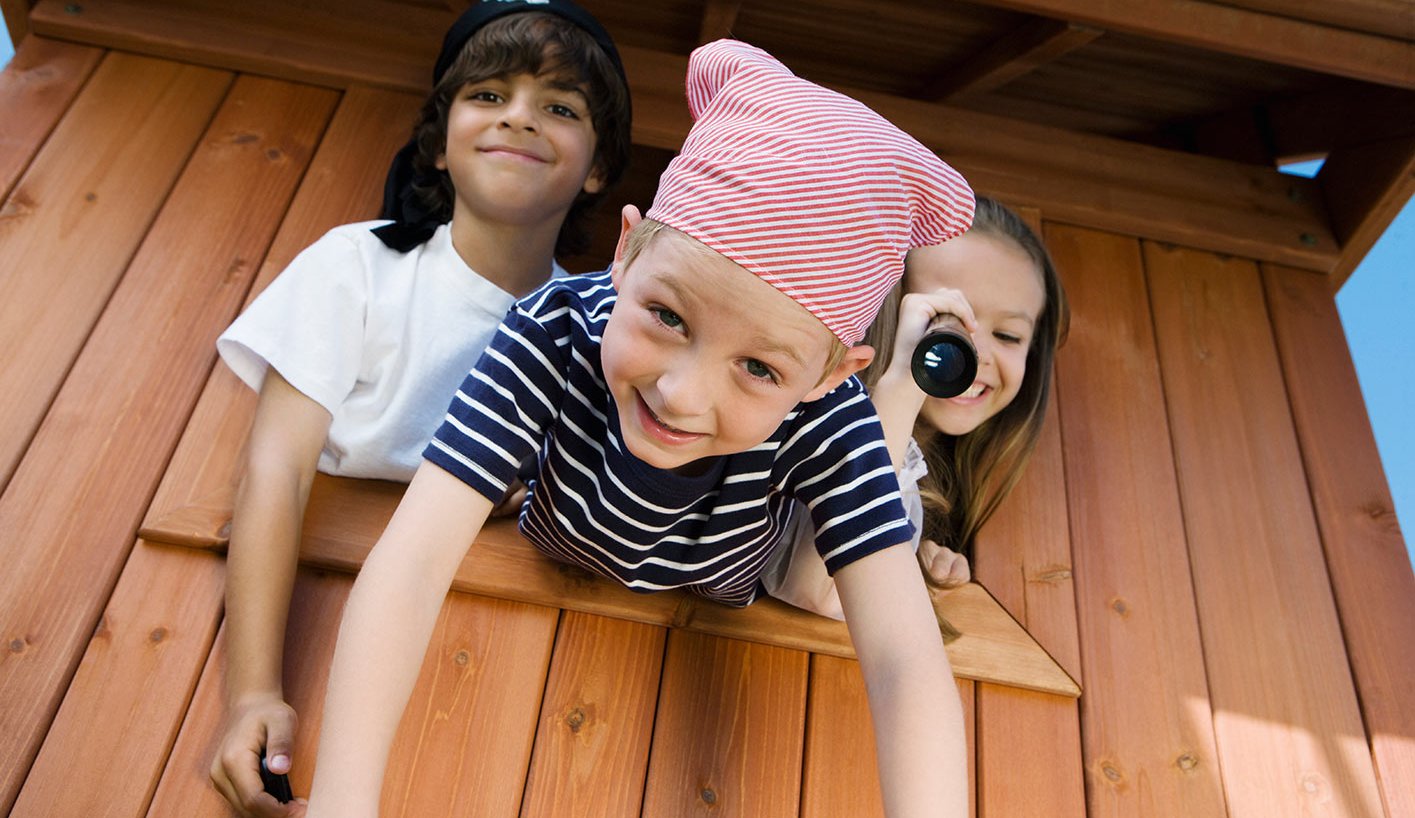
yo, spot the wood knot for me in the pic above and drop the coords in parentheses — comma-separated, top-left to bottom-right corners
(565, 707, 586, 733)
(148, 627, 168, 644)
(1300, 772, 1326, 795)
(1175, 752, 1198, 772)
(1109, 597, 1130, 617)
(84, 192, 97, 202)
(231, 132, 259, 145)
(453, 649, 470, 667)
(699, 787, 718, 806)
(265, 148, 283, 162)
(1100, 762, 1124, 783)
(1032, 566, 1073, 583)
(8, 637, 26, 654)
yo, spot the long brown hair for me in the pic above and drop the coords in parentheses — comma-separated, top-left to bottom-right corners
(862, 197, 1069, 569)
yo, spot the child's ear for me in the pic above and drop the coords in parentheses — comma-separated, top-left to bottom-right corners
(583, 163, 607, 195)
(434, 152, 447, 171)
(610, 205, 643, 289)
(804, 344, 875, 402)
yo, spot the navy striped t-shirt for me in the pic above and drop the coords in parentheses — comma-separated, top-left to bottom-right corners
(424, 270, 913, 607)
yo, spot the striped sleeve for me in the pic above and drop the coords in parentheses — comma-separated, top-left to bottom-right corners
(423, 299, 568, 503)
(783, 383, 915, 575)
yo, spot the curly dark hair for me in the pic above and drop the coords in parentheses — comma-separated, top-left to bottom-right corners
(408, 12, 632, 257)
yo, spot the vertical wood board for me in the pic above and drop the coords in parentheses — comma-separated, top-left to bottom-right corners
(0, 36, 102, 201)
(801, 655, 979, 818)
(1146, 241, 1385, 817)
(976, 685, 1084, 818)
(1263, 265, 1415, 818)
(141, 84, 421, 543)
(9, 544, 225, 818)
(641, 631, 808, 818)
(379, 595, 559, 818)
(1046, 224, 1227, 817)
(520, 612, 666, 818)
(0, 52, 230, 491)
(0, 74, 335, 815)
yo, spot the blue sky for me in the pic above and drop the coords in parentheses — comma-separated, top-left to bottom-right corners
(0, 32, 1409, 566)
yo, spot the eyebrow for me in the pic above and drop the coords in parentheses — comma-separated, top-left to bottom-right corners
(997, 310, 1038, 327)
(649, 272, 810, 369)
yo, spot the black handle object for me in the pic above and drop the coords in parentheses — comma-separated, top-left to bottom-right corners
(910, 314, 977, 398)
(260, 755, 294, 804)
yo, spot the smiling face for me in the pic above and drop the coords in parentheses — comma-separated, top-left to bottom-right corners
(907, 231, 1047, 437)
(601, 226, 870, 473)
(437, 70, 603, 233)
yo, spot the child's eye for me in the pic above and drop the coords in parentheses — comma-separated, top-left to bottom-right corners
(995, 331, 1024, 345)
(467, 89, 503, 104)
(743, 359, 779, 384)
(651, 307, 684, 330)
(547, 102, 580, 119)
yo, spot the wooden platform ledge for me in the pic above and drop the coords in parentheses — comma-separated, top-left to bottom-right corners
(141, 473, 1080, 698)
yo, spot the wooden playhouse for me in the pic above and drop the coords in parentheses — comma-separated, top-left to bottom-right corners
(0, 1, 1412, 815)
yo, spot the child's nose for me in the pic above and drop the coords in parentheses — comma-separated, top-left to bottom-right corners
(498, 98, 539, 132)
(657, 366, 710, 418)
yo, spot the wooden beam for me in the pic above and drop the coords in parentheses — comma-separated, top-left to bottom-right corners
(698, 0, 742, 44)
(927, 18, 1101, 101)
(1, 0, 31, 46)
(1207, 0, 1415, 41)
(140, 473, 1081, 697)
(1319, 135, 1415, 287)
(29, 0, 1344, 271)
(964, 0, 1415, 89)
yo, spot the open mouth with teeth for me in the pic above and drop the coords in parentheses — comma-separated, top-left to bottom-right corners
(635, 392, 703, 443)
(954, 382, 988, 400)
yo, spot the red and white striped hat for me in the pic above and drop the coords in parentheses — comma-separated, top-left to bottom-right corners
(646, 39, 975, 346)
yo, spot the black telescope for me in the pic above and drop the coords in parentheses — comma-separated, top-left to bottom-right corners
(910, 314, 977, 398)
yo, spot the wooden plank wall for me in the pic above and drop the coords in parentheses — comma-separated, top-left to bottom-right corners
(3, 31, 1413, 818)
(5, 77, 419, 817)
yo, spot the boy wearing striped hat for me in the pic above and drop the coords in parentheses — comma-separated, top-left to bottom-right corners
(306, 39, 974, 818)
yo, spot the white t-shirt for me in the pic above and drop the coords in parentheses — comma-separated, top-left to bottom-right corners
(217, 221, 564, 481)
(761, 436, 928, 620)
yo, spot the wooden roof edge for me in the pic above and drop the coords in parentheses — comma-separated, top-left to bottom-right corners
(27, 0, 1384, 273)
(966, 0, 1415, 90)
(1320, 136, 1415, 289)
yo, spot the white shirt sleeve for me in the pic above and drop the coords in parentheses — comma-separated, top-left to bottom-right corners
(217, 228, 368, 414)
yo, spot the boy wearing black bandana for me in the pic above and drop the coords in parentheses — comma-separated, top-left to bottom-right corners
(208, 4, 630, 814)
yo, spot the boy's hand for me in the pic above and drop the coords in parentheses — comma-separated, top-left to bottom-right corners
(918, 539, 971, 588)
(211, 693, 304, 817)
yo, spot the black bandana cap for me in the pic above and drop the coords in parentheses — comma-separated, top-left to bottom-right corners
(372, 0, 628, 252)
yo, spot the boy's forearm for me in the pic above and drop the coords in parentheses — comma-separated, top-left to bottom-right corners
(838, 546, 969, 818)
(305, 542, 451, 814)
(861, 639, 968, 817)
(306, 462, 492, 816)
(224, 470, 308, 704)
